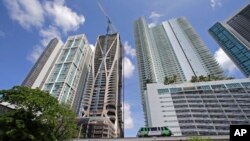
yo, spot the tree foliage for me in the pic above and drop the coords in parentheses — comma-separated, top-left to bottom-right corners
(0, 86, 77, 141)
(164, 75, 177, 85)
(190, 75, 234, 83)
(144, 79, 153, 88)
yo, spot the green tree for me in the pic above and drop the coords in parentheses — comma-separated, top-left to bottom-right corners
(0, 86, 77, 141)
(171, 75, 177, 84)
(145, 79, 152, 84)
(144, 79, 153, 88)
(191, 76, 199, 82)
(164, 76, 169, 85)
(164, 75, 178, 85)
(190, 74, 233, 83)
(198, 75, 205, 82)
(207, 74, 212, 81)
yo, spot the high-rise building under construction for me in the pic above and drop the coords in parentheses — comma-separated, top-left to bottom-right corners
(78, 33, 123, 138)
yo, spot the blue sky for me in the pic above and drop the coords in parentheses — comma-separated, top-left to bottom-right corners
(0, 0, 249, 137)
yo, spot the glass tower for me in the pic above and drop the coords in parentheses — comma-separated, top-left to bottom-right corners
(134, 17, 224, 125)
(209, 4, 250, 77)
(78, 33, 123, 138)
(22, 34, 93, 113)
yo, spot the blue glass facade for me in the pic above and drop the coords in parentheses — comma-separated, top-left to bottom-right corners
(209, 22, 250, 77)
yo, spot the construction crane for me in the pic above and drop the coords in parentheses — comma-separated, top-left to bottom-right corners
(97, 1, 117, 34)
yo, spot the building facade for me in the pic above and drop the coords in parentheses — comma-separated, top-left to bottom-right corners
(78, 33, 123, 138)
(0, 102, 15, 115)
(22, 34, 93, 113)
(134, 17, 224, 125)
(22, 38, 63, 88)
(209, 4, 250, 77)
(145, 78, 250, 136)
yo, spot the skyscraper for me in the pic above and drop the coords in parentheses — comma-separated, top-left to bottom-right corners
(209, 4, 250, 77)
(22, 38, 63, 88)
(22, 34, 93, 113)
(78, 33, 123, 138)
(134, 17, 224, 125)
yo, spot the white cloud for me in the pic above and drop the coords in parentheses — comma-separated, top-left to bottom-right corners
(210, 0, 222, 8)
(149, 11, 163, 19)
(39, 26, 61, 46)
(44, 0, 85, 33)
(4, 0, 84, 33)
(123, 57, 135, 78)
(148, 11, 163, 28)
(4, 0, 44, 29)
(148, 23, 157, 28)
(4, 0, 85, 63)
(124, 102, 134, 129)
(124, 41, 136, 58)
(214, 48, 238, 75)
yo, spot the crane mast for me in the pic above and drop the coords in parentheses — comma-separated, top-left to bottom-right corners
(97, 2, 117, 34)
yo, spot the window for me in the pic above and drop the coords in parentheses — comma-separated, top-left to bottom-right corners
(197, 85, 211, 90)
(73, 39, 81, 47)
(183, 87, 196, 91)
(213, 120, 229, 124)
(140, 128, 147, 131)
(215, 126, 229, 130)
(66, 48, 77, 62)
(44, 84, 53, 91)
(66, 40, 73, 47)
(170, 87, 182, 93)
(158, 88, 169, 95)
(211, 84, 226, 90)
(226, 83, 242, 89)
(150, 127, 157, 131)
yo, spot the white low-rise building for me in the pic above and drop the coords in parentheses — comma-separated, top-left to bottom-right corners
(145, 78, 250, 136)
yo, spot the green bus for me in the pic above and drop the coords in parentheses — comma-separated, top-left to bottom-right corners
(137, 126, 173, 137)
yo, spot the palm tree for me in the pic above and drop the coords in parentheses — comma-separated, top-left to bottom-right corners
(191, 76, 198, 82)
(226, 76, 234, 80)
(173, 75, 177, 83)
(144, 79, 152, 87)
(207, 74, 212, 81)
(165, 75, 178, 85)
(164, 76, 169, 85)
(145, 79, 152, 84)
(199, 75, 205, 82)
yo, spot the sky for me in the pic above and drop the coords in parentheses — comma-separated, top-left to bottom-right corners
(0, 0, 249, 137)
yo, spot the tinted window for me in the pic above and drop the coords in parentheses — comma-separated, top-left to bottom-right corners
(151, 127, 157, 131)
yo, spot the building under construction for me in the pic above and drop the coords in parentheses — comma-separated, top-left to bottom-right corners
(77, 33, 123, 138)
